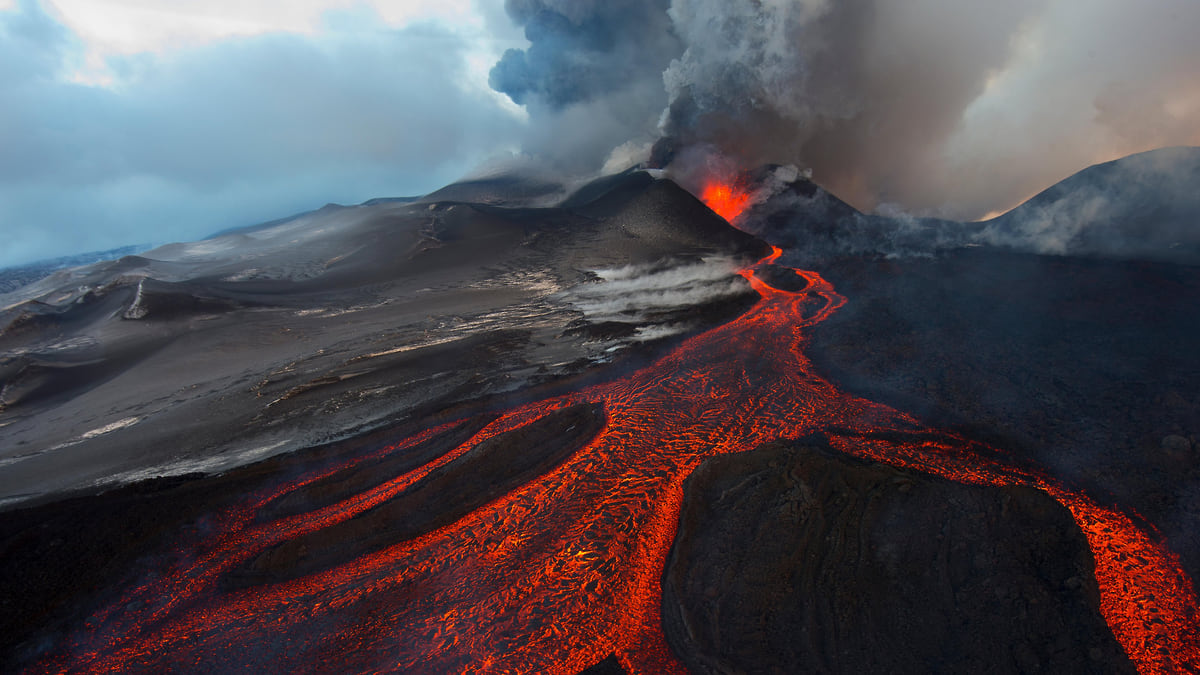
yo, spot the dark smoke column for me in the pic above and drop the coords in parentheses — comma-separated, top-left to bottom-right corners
(488, 0, 682, 172)
(487, 0, 1088, 220)
(657, 0, 1039, 212)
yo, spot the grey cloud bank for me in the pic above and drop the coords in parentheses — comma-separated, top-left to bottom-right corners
(0, 1, 524, 268)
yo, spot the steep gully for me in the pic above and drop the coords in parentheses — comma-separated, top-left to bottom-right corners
(33, 183, 1199, 674)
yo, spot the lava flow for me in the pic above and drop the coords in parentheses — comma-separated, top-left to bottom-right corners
(32, 183, 1200, 674)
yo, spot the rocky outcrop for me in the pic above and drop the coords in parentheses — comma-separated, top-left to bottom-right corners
(663, 440, 1133, 674)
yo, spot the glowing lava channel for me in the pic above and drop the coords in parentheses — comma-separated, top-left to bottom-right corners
(31, 184, 1200, 674)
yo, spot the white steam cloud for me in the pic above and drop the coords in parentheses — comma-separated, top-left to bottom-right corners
(561, 257, 750, 339)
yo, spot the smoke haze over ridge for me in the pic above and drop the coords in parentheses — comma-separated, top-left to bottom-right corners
(491, 0, 1200, 221)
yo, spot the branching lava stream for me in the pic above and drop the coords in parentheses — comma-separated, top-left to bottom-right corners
(34, 187, 1200, 674)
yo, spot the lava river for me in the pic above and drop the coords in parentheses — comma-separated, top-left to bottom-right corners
(33, 199, 1200, 674)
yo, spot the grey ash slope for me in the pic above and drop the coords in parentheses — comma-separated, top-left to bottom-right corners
(737, 165, 968, 264)
(739, 146, 1200, 266)
(978, 146, 1200, 263)
(0, 170, 766, 508)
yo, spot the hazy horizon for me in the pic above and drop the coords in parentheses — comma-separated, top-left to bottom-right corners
(2, 0, 1198, 268)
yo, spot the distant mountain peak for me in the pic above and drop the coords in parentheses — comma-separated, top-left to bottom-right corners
(978, 146, 1200, 263)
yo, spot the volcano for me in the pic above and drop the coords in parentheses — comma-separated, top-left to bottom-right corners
(1, 154, 1198, 673)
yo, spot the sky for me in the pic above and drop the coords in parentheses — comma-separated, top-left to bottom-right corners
(2, 0, 1199, 268)
(0, 0, 528, 267)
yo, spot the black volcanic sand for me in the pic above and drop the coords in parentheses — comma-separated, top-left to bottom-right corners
(0, 395, 610, 668)
(576, 654, 629, 674)
(230, 402, 605, 587)
(0, 408, 474, 669)
(253, 414, 499, 522)
(663, 439, 1134, 674)
(0, 170, 766, 507)
(806, 249, 1200, 583)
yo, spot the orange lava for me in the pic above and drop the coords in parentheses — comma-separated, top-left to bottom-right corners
(700, 180, 752, 222)
(33, 244, 1200, 672)
(1048, 488, 1200, 674)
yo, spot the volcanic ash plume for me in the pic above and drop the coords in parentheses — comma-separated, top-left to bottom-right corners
(657, 0, 1037, 207)
(493, 0, 1200, 221)
(489, 0, 682, 173)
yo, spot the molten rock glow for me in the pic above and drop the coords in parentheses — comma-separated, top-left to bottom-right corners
(700, 181, 752, 222)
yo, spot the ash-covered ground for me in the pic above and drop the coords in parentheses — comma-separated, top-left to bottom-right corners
(1, 150, 1198, 672)
(0, 170, 763, 509)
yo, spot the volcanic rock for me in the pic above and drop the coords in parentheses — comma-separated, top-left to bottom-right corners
(737, 165, 969, 264)
(253, 413, 498, 522)
(1161, 434, 1196, 468)
(576, 654, 628, 675)
(1162, 434, 1193, 454)
(662, 440, 1133, 674)
(230, 402, 605, 587)
(807, 249, 1200, 582)
(737, 147, 1200, 266)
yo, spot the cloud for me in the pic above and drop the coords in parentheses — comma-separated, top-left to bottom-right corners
(0, 0, 526, 267)
(651, 0, 1043, 212)
(566, 257, 747, 320)
(489, 0, 678, 108)
(938, 0, 1200, 219)
(489, 0, 1200, 221)
(488, 0, 681, 173)
(45, 0, 497, 79)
